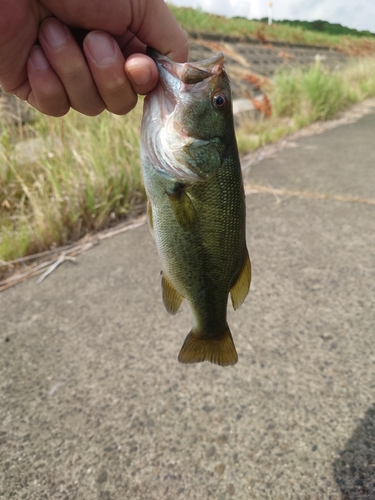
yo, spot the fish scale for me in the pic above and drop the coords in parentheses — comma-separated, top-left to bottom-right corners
(141, 49, 251, 366)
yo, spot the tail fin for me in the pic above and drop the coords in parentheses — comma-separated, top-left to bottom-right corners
(178, 324, 238, 366)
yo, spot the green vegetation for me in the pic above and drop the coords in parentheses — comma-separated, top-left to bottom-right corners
(261, 19, 375, 39)
(0, 105, 144, 268)
(1, 6, 375, 273)
(273, 64, 347, 122)
(169, 5, 375, 55)
(236, 57, 375, 154)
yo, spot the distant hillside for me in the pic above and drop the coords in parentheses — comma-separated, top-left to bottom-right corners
(169, 5, 375, 56)
(260, 19, 375, 38)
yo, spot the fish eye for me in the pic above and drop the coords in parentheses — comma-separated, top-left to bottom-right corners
(213, 93, 228, 110)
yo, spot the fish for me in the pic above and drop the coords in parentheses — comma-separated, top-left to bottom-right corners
(140, 48, 251, 366)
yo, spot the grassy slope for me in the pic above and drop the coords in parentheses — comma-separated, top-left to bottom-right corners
(266, 19, 375, 39)
(168, 4, 375, 55)
(1, 5, 375, 272)
(0, 106, 144, 267)
(236, 58, 375, 154)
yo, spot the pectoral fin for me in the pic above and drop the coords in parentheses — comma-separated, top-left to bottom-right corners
(161, 273, 184, 315)
(166, 183, 197, 229)
(230, 248, 251, 310)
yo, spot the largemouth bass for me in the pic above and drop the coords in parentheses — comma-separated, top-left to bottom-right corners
(140, 49, 251, 366)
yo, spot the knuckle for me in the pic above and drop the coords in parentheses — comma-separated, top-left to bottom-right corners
(72, 98, 105, 116)
(37, 101, 70, 117)
(107, 94, 138, 115)
(101, 75, 127, 91)
(82, 103, 106, 117)
(28, 86, 70, 117)
(60, 64, 87, 84)
(50, 106, 70, 117)
(43, 98, 70, 116)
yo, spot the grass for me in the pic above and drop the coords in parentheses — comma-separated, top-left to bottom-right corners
(1, 48, 375, 276)
(168, 5, 375, 56)
(263, 19, 375, 39)
(235, 57, 375, 155)
(0, 105, 144, 270)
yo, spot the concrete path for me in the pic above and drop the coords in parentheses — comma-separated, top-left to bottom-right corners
(1, 108, 375, 499)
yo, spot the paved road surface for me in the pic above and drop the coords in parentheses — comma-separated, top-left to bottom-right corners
(1, 108, 375, 499)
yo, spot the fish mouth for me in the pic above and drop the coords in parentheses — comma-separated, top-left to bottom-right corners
(146, 47, 225, 130)
(147, 47, 224, 86)
(142, 49, 226, 183)
(146, 48, 224, 117)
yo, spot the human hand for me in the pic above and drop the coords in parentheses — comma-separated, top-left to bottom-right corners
(0, 0, 188, 116)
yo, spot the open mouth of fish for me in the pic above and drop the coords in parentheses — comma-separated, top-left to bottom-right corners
(146, 47, 224, 121)
(142, 48, 229, 183)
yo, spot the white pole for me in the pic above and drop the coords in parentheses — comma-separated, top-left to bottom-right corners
(268, 2, 273, 25)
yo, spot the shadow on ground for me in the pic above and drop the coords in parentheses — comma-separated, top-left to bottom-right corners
(333, 404, 375, 499)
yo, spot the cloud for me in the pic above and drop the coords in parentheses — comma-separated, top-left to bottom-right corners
(170, 0, 251, 18)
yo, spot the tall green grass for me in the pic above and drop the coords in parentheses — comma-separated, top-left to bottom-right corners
(236, 57, 375, 154)
(273, 58, 375, 120)
(0, 105, 144, 266)
(272, 63, 348, 122)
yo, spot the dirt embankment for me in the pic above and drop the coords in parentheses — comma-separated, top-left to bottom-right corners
(0, 32, 352, 126)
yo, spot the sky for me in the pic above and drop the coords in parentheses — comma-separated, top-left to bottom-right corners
(168, 0, 375, 33)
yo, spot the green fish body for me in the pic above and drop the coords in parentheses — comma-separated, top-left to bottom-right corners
(141, 50, 251, 366)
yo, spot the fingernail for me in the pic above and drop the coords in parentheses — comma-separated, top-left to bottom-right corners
(42, 19, 68, 48)
(86, 32, 116, 65)
(126, 63, 152, 86)
(29, 47, 50, 70)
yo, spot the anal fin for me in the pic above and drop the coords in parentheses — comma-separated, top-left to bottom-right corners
(161, 273, 184, 315)
(230, 248, 251, 310)
(178, 324, 238, 366)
